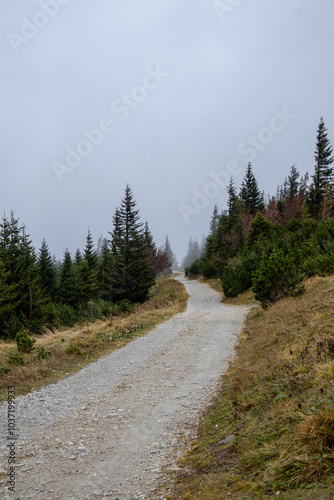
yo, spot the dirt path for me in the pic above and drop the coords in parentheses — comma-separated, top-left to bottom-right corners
(0, 277, 249, 499)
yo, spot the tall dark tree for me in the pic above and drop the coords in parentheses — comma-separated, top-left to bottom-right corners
(96, 239, 113, 301)
(0, 257, 18, 339)
(144, 222, 157, 272)
(307, 118, 334, 217)
(84, 229, 98, 271)
(82, 229, 98, 300)
(38, 239, 56, 300)
(0, 213, 45, 334)
(240, 163, 264, 215)
(57, 250, 78, 308)
(109, 185, 155, 303)
(210, 204, 220, 234)
(227, 178, 241, 230)
(287, 164, 300, 200)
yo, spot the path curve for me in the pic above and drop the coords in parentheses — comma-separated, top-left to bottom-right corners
(0, 277, 249, 499)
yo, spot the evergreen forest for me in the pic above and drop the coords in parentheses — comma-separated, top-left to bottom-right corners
(185, 117, 334, 307)
(0, 185, 172, 340)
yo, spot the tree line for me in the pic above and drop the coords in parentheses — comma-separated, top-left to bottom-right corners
(186, 117, 334, 307)
(0, 185, 173, 340)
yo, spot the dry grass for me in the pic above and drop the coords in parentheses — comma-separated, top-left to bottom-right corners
(166, 275, 334, 499)
(0, 277, 188, 401)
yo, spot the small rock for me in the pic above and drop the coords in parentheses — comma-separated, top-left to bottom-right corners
(218, 434, 235, 445)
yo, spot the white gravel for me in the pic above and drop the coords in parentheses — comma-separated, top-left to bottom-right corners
(0, 276, 249, 499)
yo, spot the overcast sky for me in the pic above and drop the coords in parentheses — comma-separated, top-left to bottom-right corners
(1, 0, 334, 261)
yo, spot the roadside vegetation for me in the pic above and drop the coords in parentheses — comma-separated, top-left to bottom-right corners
(185, 118, 334, 310)
(0, 184, 176, 341)
(0, 277, 188, 402)
(167, 275, 334, 499)
(168, 118, 334, 498)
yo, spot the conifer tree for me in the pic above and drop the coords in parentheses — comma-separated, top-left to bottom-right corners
(57, 250, 78, 308)
(0, 213, 45, 334)
(82, 229, 98, 300)
(38, 239, 56, 300)
(84, 229, 98, 271)
(19, 228, 46, 331)
(227, 178, 241, 229)
(0, 257, 18, 339)
(144, 222, 157, 271)
(164, 235, 173, 271)
(109, 185, 155, 303)
(307, 118, 334, 217)
(240, 163, 264, 215)
(96, 239, 113, 301)
(287, 164, 300, 200)
(210, 204, 220, 234)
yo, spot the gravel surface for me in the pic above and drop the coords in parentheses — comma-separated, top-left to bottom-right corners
(0, 277, 249, 499)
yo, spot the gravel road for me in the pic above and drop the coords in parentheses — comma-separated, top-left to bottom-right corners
(0, 276, 249, 499)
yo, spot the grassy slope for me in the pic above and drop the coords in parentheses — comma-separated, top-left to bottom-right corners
(0, 277, 188, 402)
(167, 276, 334, 499)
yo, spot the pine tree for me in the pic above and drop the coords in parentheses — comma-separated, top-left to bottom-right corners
(82, 229, 98, 300)
(227, 178, 241, 230)
(0, 213, 45, 334)
(287, 164, 300, 200)
(210, 204, 220, 234)
(19, 228, 46, 331)
(96, 239, 113, 301)
(0, 257, 18, 339)
(240, 163, 264, 215)
(84, 229, 98, 271)
(57, 250, 78, 308)
(109, 185, 155, 303)
(38, 239, 56, 300)
(307, 117, 334, 217)
(144, 222, 157, 272)
(164, 236, 173, 271)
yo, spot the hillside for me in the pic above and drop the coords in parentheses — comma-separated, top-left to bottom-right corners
(167, 275, 334, 499)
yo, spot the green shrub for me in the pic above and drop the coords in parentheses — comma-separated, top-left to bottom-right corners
(55, 304, 78, 327)
(65, 343, 82, 355)
(252, 248, 305, 308)
(36, 346, 52, 360)
(185, 260, 201, 277)
(15, 329, 36, 353)
(111, 299, 134, 316)
(8, 351, 24, 365)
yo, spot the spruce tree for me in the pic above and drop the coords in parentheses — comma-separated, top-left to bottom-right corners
(57, 250, 78, 308)
(227, 178, 241, 229)
(164, 236, 173, 271)
(38, 239, 56, 300)
(144, 222, 157, 272)
(0, 213, 45, 334)
(82, 229, 98, 300)
(287, 164, 300, 200)
(210, 204, 220, 234)
(96, 239, 113, 301)
(109, 185, 155, 303)
(308, 118, 334, 217)
(19, 228, 46, 331)
(240, 163, 264, 215)
(84, 229, 98, 271)
(0, 257, 18, 339)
